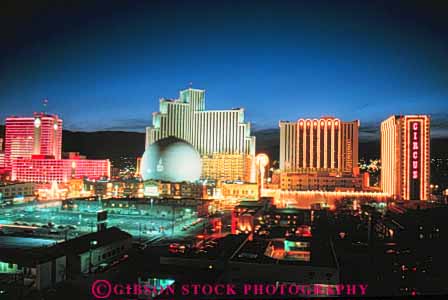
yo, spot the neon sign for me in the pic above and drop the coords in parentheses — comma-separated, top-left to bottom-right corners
(411, 122, 419, 179)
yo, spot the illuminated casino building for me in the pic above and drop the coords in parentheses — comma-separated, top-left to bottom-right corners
(3, 114, 110, 183)
(381, 115, 430, 200)
(3, 113, 62, 169)
(279, 117, 359, 175)
(145, 87, 256, 183)
(11, 154, 110, 183)
(0, 137, 3, 161)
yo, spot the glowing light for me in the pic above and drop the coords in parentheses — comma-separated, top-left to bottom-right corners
(34, 118, 41, 128)
(256, 153, 269, 168)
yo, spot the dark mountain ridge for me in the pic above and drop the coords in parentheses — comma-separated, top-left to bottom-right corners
(0, 126, 447, 160)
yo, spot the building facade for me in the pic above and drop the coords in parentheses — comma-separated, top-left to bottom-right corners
(0, 182, 37, 200)
(276, 172, 363, 191)
(201, 153, 253, 183)
(4, 113, 62, 169)
(220, 182, 259, 200)
(11, 156, 110, 183)
(145, 88, 256, 182)
(3, 114, 110, 184)
(279, 117, 359, 175)
(381, 115, 430, 200)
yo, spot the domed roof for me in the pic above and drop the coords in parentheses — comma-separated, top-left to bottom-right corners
(140, 136, 201, 182)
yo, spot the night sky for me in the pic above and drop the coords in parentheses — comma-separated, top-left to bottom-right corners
(1, 0, 447, 139)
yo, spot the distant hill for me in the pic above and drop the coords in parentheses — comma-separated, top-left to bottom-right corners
(253, 128, 448, 161)
(0, 125, 145, 159)
(62, 130, 145, 159)
(1, 125, 447, 160)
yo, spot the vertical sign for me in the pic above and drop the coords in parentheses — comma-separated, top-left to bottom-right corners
(410, 121, 421, 200)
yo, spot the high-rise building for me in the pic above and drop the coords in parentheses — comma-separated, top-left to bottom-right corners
(3, 113, 110, 183)
(279, 117, 359, 175)
(0, 153, 4, 169)
(4, 113, 62, 169)
(381, 115, 430, 200)
(145, 87, 256, 182)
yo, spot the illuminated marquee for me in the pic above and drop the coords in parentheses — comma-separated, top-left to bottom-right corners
(408, 119, 424, 201)
(411, 122, 419, 179)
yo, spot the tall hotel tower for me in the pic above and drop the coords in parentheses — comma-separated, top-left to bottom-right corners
(145, 88, 256, 182)
(279, 117, 359, 175)
(4, 113, 62, 169)
(381, 115, 430, 200)
(3, 113, 109, 183)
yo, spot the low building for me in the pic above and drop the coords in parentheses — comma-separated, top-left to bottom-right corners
(219, 182, 259, 201)
(0, 236, 65, 290)
(84, 178, 144, 198)
(0, 182, 36, 201)
(11, 154, 110, 183)
(275, 172, 363, 191)
(374, 201, 448, 243)
(226, 236, 339, 287)
(231, 200, 311, 237)
(263, 208, 312, 228)
(143, 180, 213, 200)
(51, 226, 132, 276)
(159, 234, 339, 291)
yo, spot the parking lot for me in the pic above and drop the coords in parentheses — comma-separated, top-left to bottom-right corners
(0, 200, 202, 239)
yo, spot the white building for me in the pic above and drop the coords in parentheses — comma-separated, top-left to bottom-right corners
(145, 88, 256, 182)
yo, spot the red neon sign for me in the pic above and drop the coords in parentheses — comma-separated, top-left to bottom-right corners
(411, 122, 419, 179)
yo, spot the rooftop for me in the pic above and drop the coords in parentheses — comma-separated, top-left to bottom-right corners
(0, 227, 131, 267)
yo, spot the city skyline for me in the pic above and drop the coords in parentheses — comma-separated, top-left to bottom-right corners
(1, 0, 447, 139)
(1, 2, 448, 299)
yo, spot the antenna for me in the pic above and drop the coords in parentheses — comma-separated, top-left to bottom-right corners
(42, 98, 48, 114)
(189, 81, 193, 88)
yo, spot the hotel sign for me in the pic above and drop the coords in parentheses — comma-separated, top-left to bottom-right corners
(409, 121, 421, 200)
(412, 122, 419, 179)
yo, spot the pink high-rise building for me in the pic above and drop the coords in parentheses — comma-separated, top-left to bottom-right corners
(4, 113, 62, 169)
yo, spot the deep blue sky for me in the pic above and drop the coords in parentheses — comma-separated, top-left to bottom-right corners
(1, 0, 447, 139)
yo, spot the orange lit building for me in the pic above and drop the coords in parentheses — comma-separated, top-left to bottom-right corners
(381, 115, 430, 200)
(135, 157, 142, 177)
(279, 117, 359, 175)
(276, 172, 363, 191)
(220, 182, 259, 200)
(201, 153, 253, 183)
